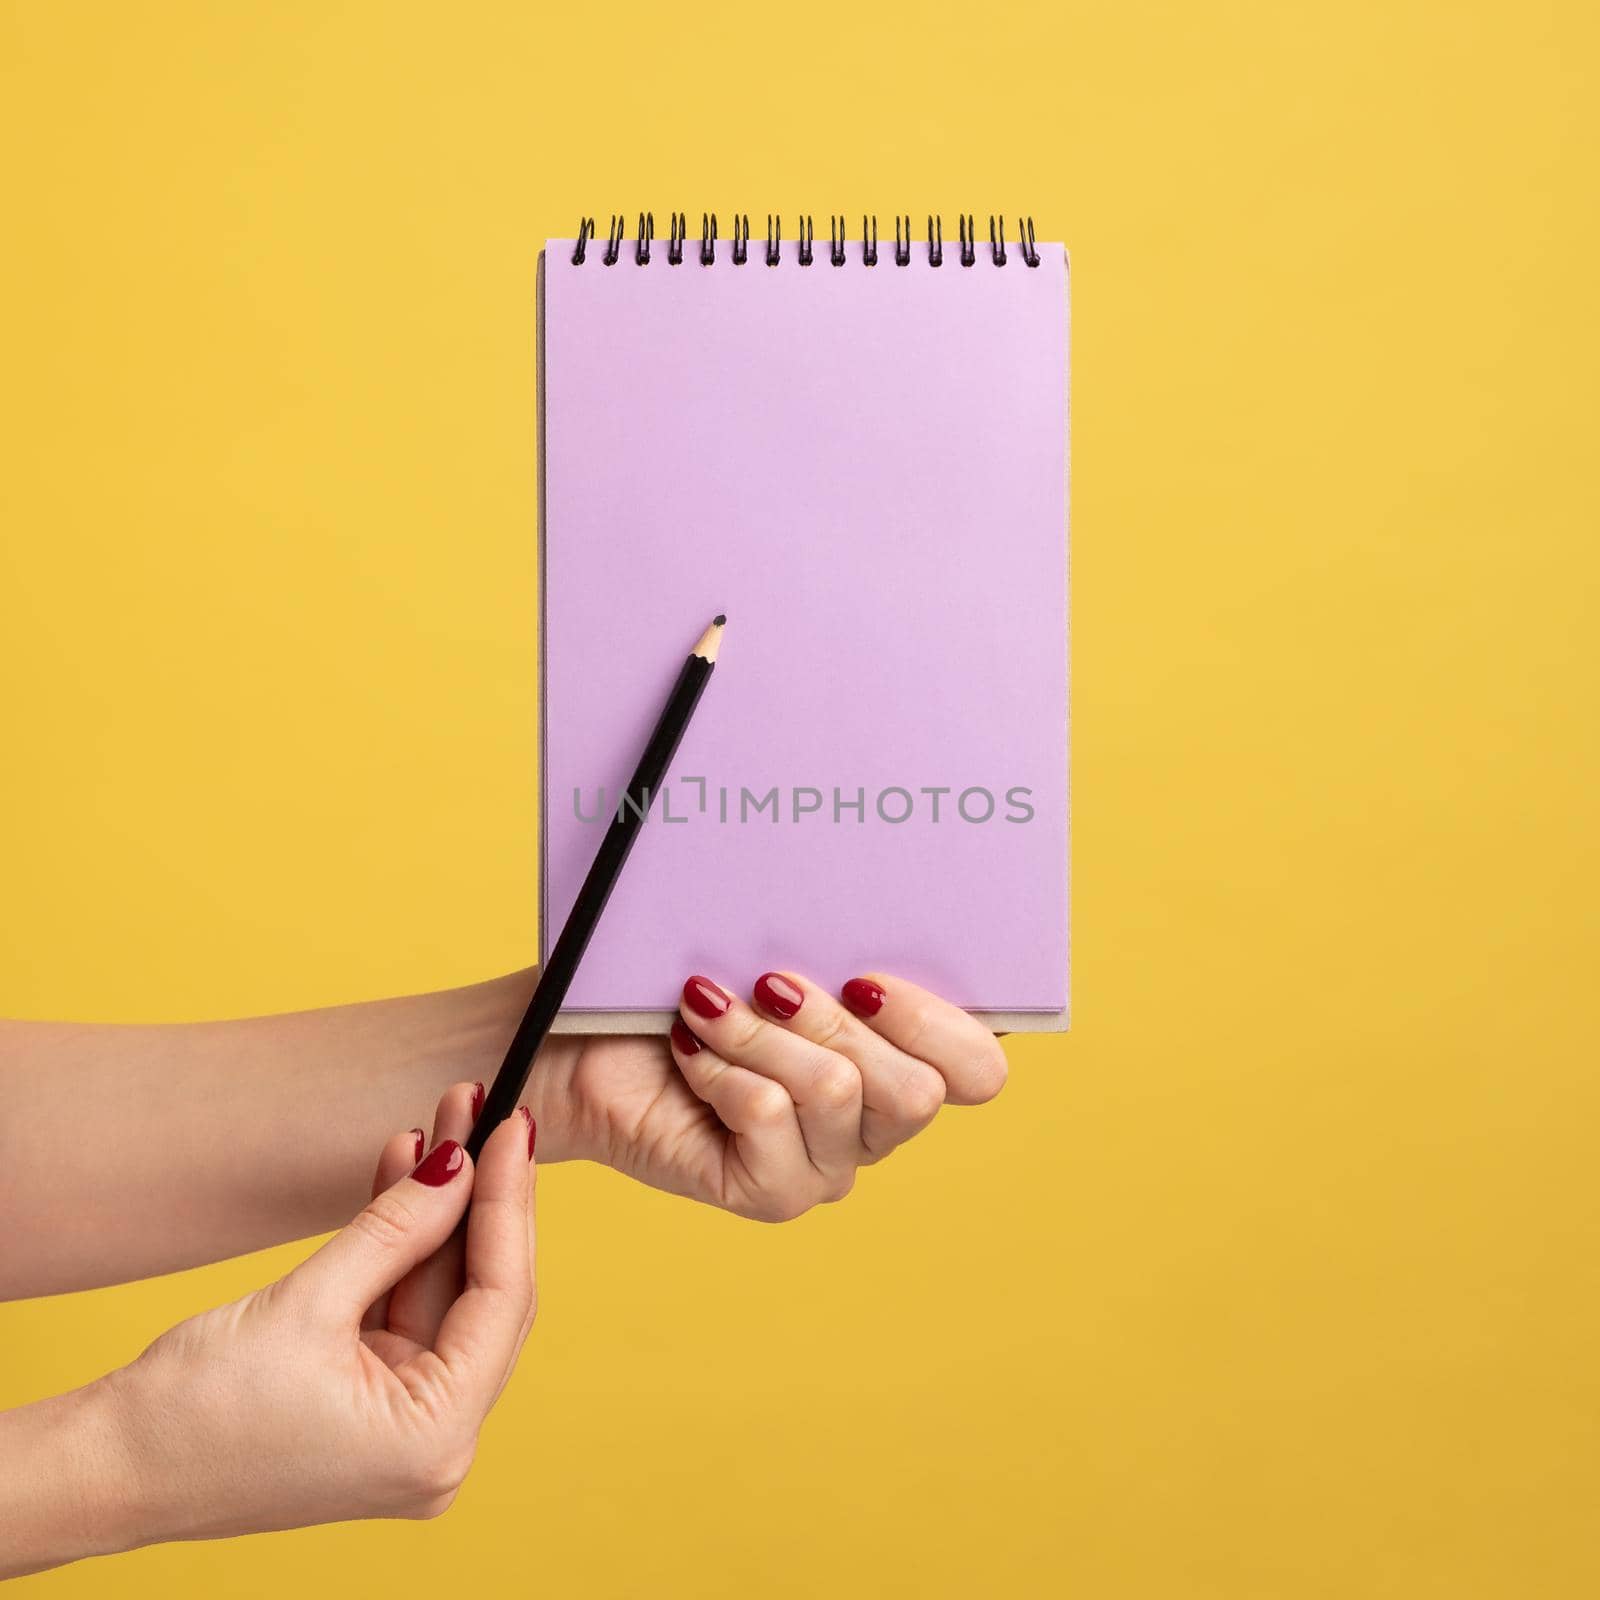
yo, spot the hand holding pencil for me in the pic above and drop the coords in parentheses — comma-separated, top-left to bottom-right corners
(0, 1084, 537, 1576)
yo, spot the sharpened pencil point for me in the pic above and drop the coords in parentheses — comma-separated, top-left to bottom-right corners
(713, 613, 727, 626)
(692, 615, 726, 663)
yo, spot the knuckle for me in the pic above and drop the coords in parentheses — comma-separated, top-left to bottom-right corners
(897, 1066, 947, 1125)
(258, 1272, 310, 1321)
(857, 1132, 892, 1166)
(351, 1192, 417, 1254)
(737, 1183, 814, 1223)
(748, 1081, 793, 1128)
(475, 1192, 526, 1230)
(410, 1488, 458, 1521)
(810, 1053, 860, 1111)
(898, 1005, 937, 1059)
(406, 1446, 475, 1513)
(502, 1272, 536, 1329)
(761, 1190, 813, 1223)
(479, 1279, 531, 1327)
(965, 1042, 1009, 1102)
(824, 1171, 857, 1204)
(723, 1010, 764, 1054)
(398, 1356, 457, 1426)
(807, 1004, 853, 1052)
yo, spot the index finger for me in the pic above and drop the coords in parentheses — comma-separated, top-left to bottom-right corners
(433, 1106, 537, 1410)
(840, 973, 1009, 1105)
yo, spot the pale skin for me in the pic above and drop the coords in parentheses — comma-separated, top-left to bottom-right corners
(0, 967, 1006, 1576)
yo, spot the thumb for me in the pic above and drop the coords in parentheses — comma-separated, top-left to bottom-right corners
(290, 1139, 473, 1319)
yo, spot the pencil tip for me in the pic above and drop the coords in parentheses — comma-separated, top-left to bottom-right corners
(693, 615, 726, 663)
(713, 613, 727, 627)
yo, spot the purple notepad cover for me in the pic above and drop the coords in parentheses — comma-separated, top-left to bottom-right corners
(542, 240, 1068, 1011)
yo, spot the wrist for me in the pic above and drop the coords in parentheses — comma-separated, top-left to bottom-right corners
(456, 969, 588, 1163)
(0, 1370, 152, 1578)
(524, 1032, 594, 1162)
(80, 1366, 162, 1558)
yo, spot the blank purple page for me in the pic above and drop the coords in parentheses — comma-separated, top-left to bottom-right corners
(542, 236, 1068, 1016)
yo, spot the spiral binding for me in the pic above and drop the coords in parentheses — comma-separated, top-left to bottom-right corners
(571, 214, 1039, 267)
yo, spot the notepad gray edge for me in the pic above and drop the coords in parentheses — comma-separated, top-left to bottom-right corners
(537, 250, 551, 988)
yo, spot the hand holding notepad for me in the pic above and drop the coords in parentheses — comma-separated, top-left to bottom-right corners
(542, 963, 1010, 1220)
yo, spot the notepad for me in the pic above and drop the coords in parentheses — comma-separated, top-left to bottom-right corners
(539, 218, 1068, 1031)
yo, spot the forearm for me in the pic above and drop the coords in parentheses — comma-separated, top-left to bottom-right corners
(0, 1377, 138, 1579)
(0, 970, 582, 1298)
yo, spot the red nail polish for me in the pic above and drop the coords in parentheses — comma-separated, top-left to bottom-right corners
(471, 1082, 486, 1120)
(842, 977, 886, 1017)
(670, 1018, 703, 1055)
(519, 1105, 537, 1159)
(754, 972, 803, 1020)
(683, 975, 732, 1020)
(413, 1139, 464, 1186)
(411, 1127, 425, 1163)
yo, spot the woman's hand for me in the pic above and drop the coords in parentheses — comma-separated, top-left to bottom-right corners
(556, 972, 1007, 1221)
(118, 1085, 538, 1543)
(1, 1085, 538, 1575)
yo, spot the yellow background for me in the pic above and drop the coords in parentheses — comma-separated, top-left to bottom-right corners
(2, 0, 1596, 1594)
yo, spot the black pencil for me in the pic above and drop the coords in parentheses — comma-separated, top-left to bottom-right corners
(466, 613, 727, 1160)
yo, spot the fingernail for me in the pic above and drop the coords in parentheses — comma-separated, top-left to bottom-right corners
(411, 1127, 425, 1163)
(413, 1139, 464, 1187)
(519, 1105, 537, 1159)
(754, 972, 803, 1020)
(683, 975, 732, 1020)
(471, 1082, 486, 1120)
(670, 1017, 703, 1055)
(842, 977, 886, 1018)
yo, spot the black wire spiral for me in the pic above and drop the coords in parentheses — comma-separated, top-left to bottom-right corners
(573, 214, 1040, 267)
